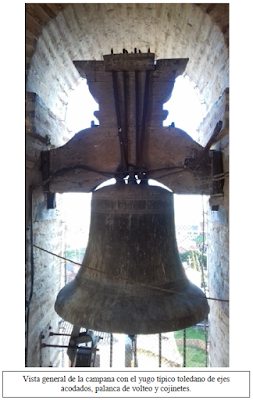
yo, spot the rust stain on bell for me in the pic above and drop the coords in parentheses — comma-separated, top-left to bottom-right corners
(55, 183, 209, 334)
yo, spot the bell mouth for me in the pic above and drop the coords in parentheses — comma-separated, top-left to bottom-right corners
(55, 277, 209, 335)
(55, 183, 209, 334)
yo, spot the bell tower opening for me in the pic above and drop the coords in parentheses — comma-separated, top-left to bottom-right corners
(66, 78, 99, 137)
(163, 75, 206, 141)
(25, 3, 229, 370)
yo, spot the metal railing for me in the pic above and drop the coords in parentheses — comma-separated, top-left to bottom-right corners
(46, 320, 209, 368)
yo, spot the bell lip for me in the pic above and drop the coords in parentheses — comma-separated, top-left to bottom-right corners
(55, 278, 209, 335)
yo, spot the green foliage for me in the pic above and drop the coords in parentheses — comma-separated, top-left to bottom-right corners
(175, 327, 208, 367)
(174, 327, 208, 341)
(194, 234, 206, 243)
(65, 248, 86, 261)
(179, 250, 207, 270)
(177, 345, 208, 367)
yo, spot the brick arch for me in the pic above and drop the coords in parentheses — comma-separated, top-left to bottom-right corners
(26, 3, 229, 125)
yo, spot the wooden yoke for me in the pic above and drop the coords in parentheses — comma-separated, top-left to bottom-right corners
(41, 52, 223, 195)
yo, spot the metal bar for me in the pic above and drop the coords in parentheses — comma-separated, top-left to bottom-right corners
(112, 71, 127, 172)
(112, 71, 121, 128)
(50, 332, 72, 337)
(204, 319, 208, 367)
(123, 70, 128, 164)
(110, 334, 113, 367)
(135, 70, 140, 168)
(41, 343, 92, 350)
(64, 246, 67, 285)
(183, 329, 186, 367)
(139, 70, 150, 169)
(159, 333, 162, 367)
(133, 336, 138, 367)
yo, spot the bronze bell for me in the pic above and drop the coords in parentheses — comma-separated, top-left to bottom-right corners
(55, 182, 209, 334)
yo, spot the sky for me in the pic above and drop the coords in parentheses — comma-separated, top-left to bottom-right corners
(163, 75, 206, 140)
(65, 79, 99, 135)
(66, 74, 205, 140)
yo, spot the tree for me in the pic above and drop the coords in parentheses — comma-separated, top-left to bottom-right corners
(179, 250, 206, 271)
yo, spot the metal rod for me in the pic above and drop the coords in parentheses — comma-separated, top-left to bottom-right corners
(204, 318, 208, 367)
(41, 343, 95, 350)
(133, 336, 138, 367)
(159, 333, 162, 367)
(112, 71, 127, 171)
(135, 70, 140, 168)
(123, 70, 128, 164)
(110, 334, 113, 367)
(50, 331, 100, 339)
(112, 71, 121, 128)
(139, 70, 150, 169)
(183, 329, 186, 367)
(50, 332, 72, 337)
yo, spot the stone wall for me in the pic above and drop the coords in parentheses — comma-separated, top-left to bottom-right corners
(26, 92, 67, 366)
(26, 3, 229, 121)
(198, 89, 229, 367)
(26, 190, 65, 366)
